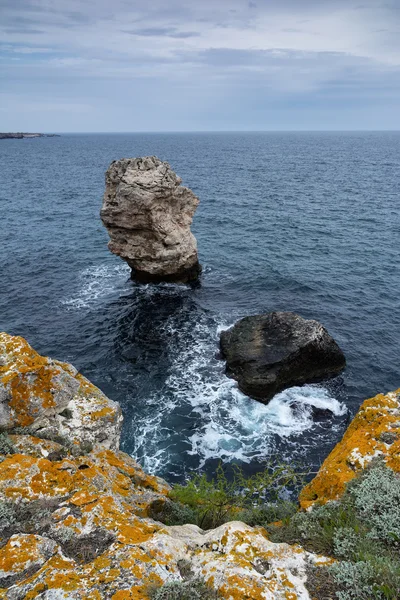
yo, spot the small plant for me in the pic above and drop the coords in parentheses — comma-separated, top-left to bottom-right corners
(269, 462, 400, 599)
(167, 460, 306, 530)
(149, 498, 198, 527)
(237, 501, 298, 528)
(0, 433, 15, 456)
(147, 577, 218, 600)
(0, 501, 16, 528)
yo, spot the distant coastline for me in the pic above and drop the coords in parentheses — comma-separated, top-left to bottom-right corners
(0, 132, 60, 139)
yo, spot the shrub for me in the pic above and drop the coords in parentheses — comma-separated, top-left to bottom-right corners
(269, 462, 400, 599)
(147, 578, 218, 600)
(168, 461, 306, 530)
(149, 499, 198, 527)
(0, 433, 15, 456)
(0, 501, 16, 528)
(236, 501, 297, 528)
(349, 463, 400, 546)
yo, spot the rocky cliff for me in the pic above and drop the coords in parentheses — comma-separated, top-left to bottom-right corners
(0, 333, 335, 599)
(300, 387, 400, 509)
(100, 157, 201, 283)
(2, 332, 399, 599)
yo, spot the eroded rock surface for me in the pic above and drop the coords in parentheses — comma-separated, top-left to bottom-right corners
(0, 333, 122, 451)
(0, 333, 332, 599)
(100, 156, 201, 283)
(300, 388, 400, 509)
(220, 312, 346, 403)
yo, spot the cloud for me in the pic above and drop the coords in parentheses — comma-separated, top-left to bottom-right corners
(0, 0, 399, 131)
(123, 27, 200, 39)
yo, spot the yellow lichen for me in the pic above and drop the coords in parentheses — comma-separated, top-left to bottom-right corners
(300, 388, 400, 508)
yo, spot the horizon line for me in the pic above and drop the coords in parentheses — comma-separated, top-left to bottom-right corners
(3, 129, 400, 135)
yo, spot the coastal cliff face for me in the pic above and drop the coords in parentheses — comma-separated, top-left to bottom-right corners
(0, 333, 332, 599)
(300, 387, 400, 509)
(1, 332, 399, 599)
(100, 156, 201, 283)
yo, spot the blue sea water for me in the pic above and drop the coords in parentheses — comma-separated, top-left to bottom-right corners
(1, 132, 399, 482)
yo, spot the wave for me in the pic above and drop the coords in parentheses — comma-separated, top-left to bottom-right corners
(61, 263, 131, 309)
(124, 294, 347, 476)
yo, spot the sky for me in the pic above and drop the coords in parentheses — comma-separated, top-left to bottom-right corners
(1, 0, 400, 132)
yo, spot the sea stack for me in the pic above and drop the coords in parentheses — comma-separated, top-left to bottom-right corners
(100, 156, 201, 283)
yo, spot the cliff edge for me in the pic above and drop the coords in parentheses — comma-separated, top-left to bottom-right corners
(0, 333, 331, 599)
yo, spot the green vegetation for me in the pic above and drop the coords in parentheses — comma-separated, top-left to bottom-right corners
(0, 433, 15, 456)
(166, 461, 303, 530)
(269, 461, 400, 599)
(147, 578, 218, 600)
(157, 459, 400, 599)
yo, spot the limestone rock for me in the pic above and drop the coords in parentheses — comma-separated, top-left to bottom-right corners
(0, 333, 122, 451)
(220, 312, 346, 403)
(100, 156, 201, 283)
(300, 388, 400, 509)
(0, 333, 332, 599)
(0, 534, 58, 589)
(161, 521, 333, 599)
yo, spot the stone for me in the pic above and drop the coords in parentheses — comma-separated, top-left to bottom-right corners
(300, 387, 400, 509)
(100, 156, 201, 283)
(220, 312, 346, 403)
(0, 333, 333, 599)
(0, 333, 122, 451)
(0, 534, 59, 588)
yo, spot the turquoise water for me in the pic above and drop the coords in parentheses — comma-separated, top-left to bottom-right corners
(1, 132, 399, 481)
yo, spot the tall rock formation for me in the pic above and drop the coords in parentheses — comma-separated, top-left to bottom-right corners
(100, 156, 201, 283)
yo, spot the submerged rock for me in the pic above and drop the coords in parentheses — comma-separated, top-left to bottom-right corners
(0, 332, 332, 599)
(220, 312, 346, 403)
(100, 156, 201, 283)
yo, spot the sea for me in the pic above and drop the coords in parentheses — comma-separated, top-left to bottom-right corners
(1, 132, 399, 483)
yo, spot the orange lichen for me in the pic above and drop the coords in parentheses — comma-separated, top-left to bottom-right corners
(69, 490, 99, 506)
(0, 334, 60, 426)
(300, 389, 400, 509)
(111, 588, 149, 600)
(0, 535, 50, 574)
(90, 406, 115, 420)
(219, 574, 267, 599)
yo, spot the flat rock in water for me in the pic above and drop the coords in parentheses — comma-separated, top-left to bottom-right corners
(220, 312, 346, 403)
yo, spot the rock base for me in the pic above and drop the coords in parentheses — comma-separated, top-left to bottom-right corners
(130, 261, 202, 284)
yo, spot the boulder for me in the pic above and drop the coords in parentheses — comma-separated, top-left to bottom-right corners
(0, 332, 122, 451)
(100, 156, 201, 283)
(220, 312, 346, 403)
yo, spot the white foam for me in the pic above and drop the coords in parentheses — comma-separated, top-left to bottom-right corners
(126, 299, 347, 474)
(61, 263, 130, 309)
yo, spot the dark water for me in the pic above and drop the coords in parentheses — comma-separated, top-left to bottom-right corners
(1, 132, 399, 482)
